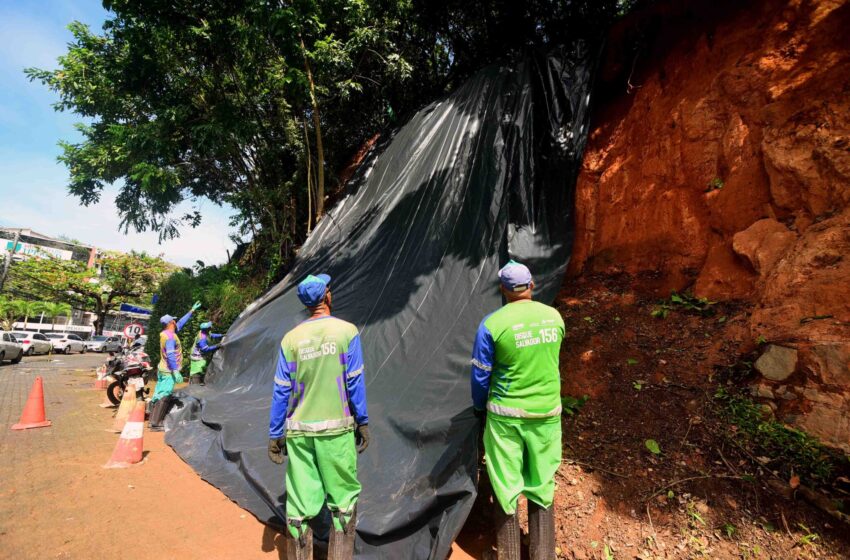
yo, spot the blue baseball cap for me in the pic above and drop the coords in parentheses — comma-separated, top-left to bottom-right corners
(297, 274, 331, 307)
(498, 260, 533, 292)
(200, 321, 213, 330)
(160, 314, 176, 325)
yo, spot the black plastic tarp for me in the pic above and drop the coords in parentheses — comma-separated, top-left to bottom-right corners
(166, 46, 594, 559)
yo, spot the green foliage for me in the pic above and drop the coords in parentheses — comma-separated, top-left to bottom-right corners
(7, 251, 173, 334)
(721, 522, 736, 539)
(561, 394, 589, 416)
(651, 291, 715, 319)
(796, 524, 819, 547)
(145, 264, 261, 370)
(715, 389, 849, 487)
(0, 298, 26, 330)
(645, 439, 661, 455)
(0, 298, 69, 330)
(685, 501, 706, 527)
(26, 0, 633, 281)
(705, 177, 724, 192)
(41, 302, 72, 329)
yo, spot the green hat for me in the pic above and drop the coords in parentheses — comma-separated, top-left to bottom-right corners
(200, 321, 213, 330)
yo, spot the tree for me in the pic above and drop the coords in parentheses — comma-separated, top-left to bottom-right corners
(22, 301, 48, 329)
(6, 252, 173, 335)
(0, 298, 27, 331)
(42, 302, 72, 331)
(26, 1, 630, 281)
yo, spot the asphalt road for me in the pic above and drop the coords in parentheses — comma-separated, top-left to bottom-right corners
(1, 351, 107, 373)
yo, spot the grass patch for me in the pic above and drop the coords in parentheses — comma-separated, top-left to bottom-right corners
(715, 389, 849, 490)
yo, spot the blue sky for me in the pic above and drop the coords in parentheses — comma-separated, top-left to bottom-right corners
(0, 1, 237, 267)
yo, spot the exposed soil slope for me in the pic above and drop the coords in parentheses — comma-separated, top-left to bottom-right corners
(568, 0, 850, 450)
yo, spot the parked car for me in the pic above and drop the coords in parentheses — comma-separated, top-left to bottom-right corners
(46, 333, 87, 354)
(11, 332, 53, 355)
(0, 331, 24, 364)
(86, 335, 123, 353)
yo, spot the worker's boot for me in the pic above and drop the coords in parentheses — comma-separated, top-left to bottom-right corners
(190, 374, 202, 385)
(328, 507, 357, 560)
(528, 501, 556, 560)
(286, 521, 313, 560)
(494, 507, 521, 560)
(148, 396, 175, 432)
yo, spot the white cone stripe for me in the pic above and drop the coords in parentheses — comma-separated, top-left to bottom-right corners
(121, 421, 144, 440)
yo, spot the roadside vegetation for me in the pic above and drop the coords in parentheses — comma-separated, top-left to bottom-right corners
(26, 0, 635, 285)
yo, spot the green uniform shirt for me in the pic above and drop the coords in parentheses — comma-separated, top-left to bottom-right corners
(471, 300, 565, 418)
(270, 316, 368, 437)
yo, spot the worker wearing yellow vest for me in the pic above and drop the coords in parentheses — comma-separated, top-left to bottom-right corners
(149, 301, 201, 431)
(268, 274, 369, 560)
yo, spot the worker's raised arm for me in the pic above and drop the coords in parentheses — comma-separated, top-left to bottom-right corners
(470, 321, 495, 411)
(269, 346, 293, 439)
(175, 310, 194, 332)
(344, 333, 368, 426)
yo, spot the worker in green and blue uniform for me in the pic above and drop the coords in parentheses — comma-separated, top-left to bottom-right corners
(189, 321, 223, 385)
(471, 261, 565, 560)
(268, 274, 370, 560)
(149, 301, 201, 431)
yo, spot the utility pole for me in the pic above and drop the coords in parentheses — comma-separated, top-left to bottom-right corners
(0, 229, 21, 293)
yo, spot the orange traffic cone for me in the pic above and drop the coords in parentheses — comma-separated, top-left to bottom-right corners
(98, 376, 118, 408)
(104, 401, 146, 469)
(11, 377, 52, 430)
(93, 366, 109, 390)
(108, 386, 136, 433)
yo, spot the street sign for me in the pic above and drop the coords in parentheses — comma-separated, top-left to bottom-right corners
(123, 323, 145, 338)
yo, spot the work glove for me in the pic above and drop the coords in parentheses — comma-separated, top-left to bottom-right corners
(192, 301, 202, 311)
(355, 424, 370, 454)
(473, 408, 487, 437)
(268, 436, 287, 464)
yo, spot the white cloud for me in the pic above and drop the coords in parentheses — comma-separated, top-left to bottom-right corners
(0, 153, 238, 267)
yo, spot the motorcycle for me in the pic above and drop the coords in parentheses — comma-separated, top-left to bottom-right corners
(104, 343, 155, 406)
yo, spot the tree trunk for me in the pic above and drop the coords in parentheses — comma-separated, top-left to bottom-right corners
(95, 310, 106, 336)
(303, 117, 314, 233)
(301, 36, 325, 219)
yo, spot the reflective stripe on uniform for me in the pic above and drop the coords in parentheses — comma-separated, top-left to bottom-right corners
(471, 358, 492, 371)
(487, 402, 562, 419)
(285, 416, 355, 432)
(274, 377, 291, 387)
(347, 366, 364, 378)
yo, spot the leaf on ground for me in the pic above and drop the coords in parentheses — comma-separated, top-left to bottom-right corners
(789, 475, 800, 489)
(645, 439, 661, 455)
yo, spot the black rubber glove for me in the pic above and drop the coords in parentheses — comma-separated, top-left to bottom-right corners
(355, 424, 370, 454)
(473, 408, 487, 437)
(268, 436, 287, 464)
